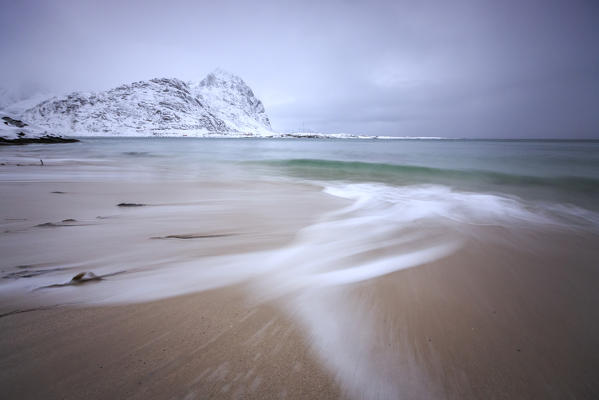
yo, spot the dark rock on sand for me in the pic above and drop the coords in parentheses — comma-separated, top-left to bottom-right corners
(36, 222, 61, 228)
(39, 270, 126, 290)
(70, 272, 102, 284)
(117, 203, 146, 207)
(36, 219, 87, 228)
(153, 233, 235, 240)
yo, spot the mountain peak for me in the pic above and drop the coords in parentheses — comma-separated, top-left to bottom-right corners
(19, 69, 272, 135)
(192, 69, 271, 132)
(210, 68, 240, 80)
(198, 68, 246, 90)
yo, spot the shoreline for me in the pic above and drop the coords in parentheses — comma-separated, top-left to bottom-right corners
(1, 143, 599, 399)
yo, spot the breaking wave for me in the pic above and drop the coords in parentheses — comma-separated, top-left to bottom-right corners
(259, 158, 599, 197)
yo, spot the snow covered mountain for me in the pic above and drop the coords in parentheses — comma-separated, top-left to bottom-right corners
(190, 69, 271, 133)
(17, 70, 272, 136)
(1, 114, 78, 145)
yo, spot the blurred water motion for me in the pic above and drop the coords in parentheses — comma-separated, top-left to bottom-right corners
(1, 138, 599, 399)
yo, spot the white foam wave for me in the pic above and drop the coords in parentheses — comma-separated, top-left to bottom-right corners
(324, 183, 599, 230)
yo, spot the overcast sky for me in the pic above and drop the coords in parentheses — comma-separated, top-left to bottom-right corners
(1, 0, 598, 138)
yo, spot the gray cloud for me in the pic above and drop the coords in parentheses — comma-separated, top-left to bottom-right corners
(1, 0, 598, 138)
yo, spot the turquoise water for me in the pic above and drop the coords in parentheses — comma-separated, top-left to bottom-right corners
(83, 138, 599, 178)
(4, 138, 598, 210)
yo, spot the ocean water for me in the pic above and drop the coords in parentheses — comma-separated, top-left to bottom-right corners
(1, 138, 599, 399)
(4, 137, 599, 211)
(4, 137, 599, 180)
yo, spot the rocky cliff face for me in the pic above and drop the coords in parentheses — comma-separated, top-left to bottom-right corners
(19, 70, 272, 136)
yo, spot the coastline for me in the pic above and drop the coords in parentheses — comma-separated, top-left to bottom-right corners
(1, 139, 598, 399)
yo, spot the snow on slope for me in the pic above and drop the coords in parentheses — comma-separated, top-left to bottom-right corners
(190, 69, 271, 134)
(0, 114, 77, 144)
(19, 70, 272, 136)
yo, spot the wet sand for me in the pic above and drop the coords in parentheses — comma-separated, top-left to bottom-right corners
(364, 232, 599, 399)
(0, 287, 341, 400)
(2, 230, 598, 399)
(0, 178, 345, 399)
(1, 173, 599, 399)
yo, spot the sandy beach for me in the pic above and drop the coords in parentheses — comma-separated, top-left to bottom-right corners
(2, 223, 598, 399)
(0, 178, 345, 399)
(1, 139, 599, 399)
(0, 287, 341, 399)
